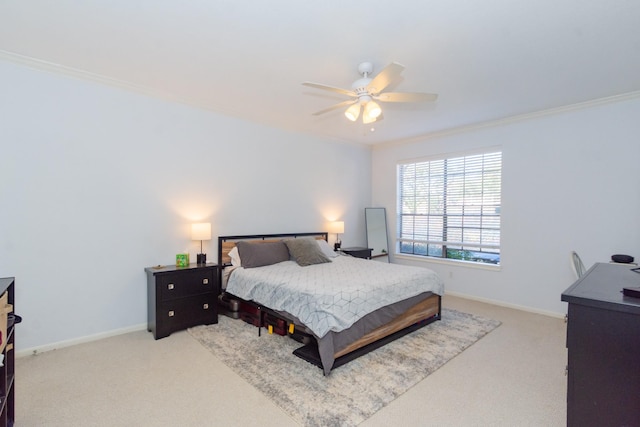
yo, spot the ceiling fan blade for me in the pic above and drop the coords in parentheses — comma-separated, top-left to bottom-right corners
(312, 99, 357, 116)
(367, 62, 405, 95)
(302, 82, 355, 97)
(375, 92, 438, 103)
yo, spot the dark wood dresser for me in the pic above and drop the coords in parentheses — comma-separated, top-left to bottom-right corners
(0, 277, 15, 427)
(561, 263, 640, 427)
(145, 264, 218, 339)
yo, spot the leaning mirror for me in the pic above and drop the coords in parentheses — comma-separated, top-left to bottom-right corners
(365, 207, 389, 261)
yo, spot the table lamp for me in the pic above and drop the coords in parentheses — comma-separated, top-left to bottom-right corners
(328, 221, 344, 250)
(191, 222, 211, 264)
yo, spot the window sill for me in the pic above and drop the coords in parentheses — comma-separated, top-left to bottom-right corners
(394, 253, 501, 271)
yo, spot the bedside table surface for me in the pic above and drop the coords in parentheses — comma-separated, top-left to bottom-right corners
(339, 247, 373, 259)
(145, 263, 217, 275)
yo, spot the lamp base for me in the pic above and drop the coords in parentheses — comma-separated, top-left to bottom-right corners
(196, 253, 207, 264)
(334, 241, 341, 251)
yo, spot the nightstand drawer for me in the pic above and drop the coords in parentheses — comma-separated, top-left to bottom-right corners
(157, 270, 214, 300)
(158, 294, 216, 336)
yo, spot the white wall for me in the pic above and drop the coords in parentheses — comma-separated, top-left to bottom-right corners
(0, 60, 372, 352)
(372, 96, 640, 316)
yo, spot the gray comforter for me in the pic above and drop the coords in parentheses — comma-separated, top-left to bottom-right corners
(226, 255, 444, 338)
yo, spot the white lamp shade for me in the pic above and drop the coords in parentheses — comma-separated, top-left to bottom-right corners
(344, 104, 361, 121)
(363, 112, 377, 124)
(328, 221, 344, 234)
(364, 101, 382, 120)
(191, 223, 212, 241)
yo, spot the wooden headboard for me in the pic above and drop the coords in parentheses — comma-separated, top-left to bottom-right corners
(217, 232, 329, 268)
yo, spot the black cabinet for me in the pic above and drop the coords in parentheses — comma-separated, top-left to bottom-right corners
(0, 277, 15, 427)
(145, 264, 218, 339)
(561, 263, 640, 427)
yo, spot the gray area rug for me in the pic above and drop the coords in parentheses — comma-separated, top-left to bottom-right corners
(189, 308, 500, 427)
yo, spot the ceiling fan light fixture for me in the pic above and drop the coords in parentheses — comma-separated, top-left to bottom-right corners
(345, 103, 361, 121)
(364, 100, 382, 120)
(304, 61, 438, 126)
(362, 112, 377, 124)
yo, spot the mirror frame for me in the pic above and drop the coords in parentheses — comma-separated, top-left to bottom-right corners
(365, 207, 390, 261)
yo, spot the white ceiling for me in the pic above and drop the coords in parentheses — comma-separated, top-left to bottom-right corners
(1, 0, 639, 145)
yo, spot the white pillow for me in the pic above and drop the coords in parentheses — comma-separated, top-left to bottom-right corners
(317, 239, 338, 258)
(228, 246, 241, 266)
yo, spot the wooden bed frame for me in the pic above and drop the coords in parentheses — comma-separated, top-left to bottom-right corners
(217, 232, 441, 372)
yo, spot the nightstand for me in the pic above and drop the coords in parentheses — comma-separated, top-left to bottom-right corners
(340, 247, 373, 259)
(145, 263, 218, 339)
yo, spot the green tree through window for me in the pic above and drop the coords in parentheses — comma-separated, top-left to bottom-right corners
(397, 151, 502, 265)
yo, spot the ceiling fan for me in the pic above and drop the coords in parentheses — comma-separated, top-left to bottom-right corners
(302, 61, 438, 124)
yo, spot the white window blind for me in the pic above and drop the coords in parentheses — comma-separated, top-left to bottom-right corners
(397, 151, 502, 265)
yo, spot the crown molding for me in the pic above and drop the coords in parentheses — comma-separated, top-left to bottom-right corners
(3, 49, 639, 151)
(0, 49, 240, 116)
(0, 49, 176, 98)
(374, 90, 640, 150)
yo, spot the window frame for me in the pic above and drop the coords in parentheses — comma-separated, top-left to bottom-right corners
(396, 148, 502, 266)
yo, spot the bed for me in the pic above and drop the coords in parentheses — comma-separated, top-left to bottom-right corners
(218, 232, 444, 375)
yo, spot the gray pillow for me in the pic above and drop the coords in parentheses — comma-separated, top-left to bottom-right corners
(284, 238, 332, 266)
(236, 241, 290, 268)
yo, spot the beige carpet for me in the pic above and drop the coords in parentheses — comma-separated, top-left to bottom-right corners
(15, 295, 567, 426)
(188, 308, 500, 427)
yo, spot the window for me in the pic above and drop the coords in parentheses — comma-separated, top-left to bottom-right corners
(397, 150, 502, 265)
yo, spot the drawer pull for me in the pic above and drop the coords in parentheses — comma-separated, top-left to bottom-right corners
(202, 278, 209, 285)
(203, 303, 209, 310)
(167, 284, 175, 290)
(168, 310, 175, 317)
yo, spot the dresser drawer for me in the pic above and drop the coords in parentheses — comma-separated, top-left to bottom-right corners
(157, 269, 214, 300)
(157, 293, 216, 335)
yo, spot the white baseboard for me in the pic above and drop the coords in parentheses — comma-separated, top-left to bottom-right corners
(445, 291, 566, 319)
(16, 323, 148, 358)
(15, 293, 565, 358)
